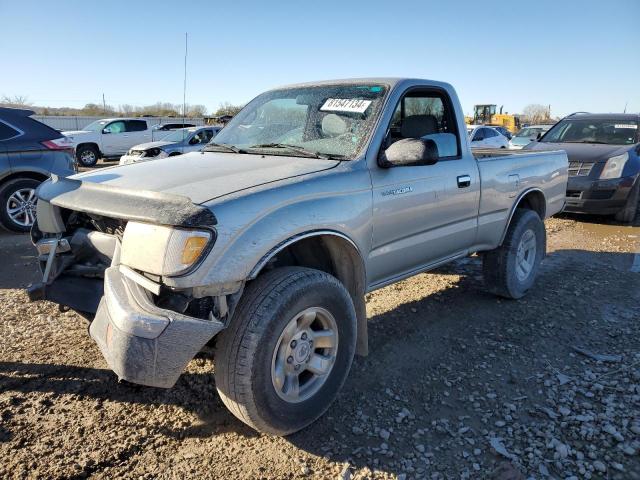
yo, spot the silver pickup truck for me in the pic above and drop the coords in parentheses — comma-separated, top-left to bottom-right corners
(28, 78, 568, 435)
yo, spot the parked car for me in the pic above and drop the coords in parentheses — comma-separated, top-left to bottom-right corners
(29, 78, 567, 435)
(119, 126, 221, 165)
(467, 125, 510, 149)
(151, 122, 196, 140)
(63, 118, 159, 167)
(489, 125, 513, 140)
(0, 107, 75, 232)
(511, 125, 553, 149)
(524, 113, 640, 223)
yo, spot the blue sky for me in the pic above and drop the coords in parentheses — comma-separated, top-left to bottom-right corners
(1, 0, 638, 117)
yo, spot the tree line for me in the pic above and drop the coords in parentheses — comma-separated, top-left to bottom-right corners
(0, 95, 244, 118)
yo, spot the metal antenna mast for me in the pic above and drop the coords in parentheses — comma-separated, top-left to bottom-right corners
(182, 33, 188, 127)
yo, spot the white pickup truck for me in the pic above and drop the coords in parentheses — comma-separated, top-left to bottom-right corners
(30, 78, 568, 435)
(63, 118, 158, 167)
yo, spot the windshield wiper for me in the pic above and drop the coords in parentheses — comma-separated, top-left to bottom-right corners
(561, 140, 609, 144)
(247, 143, 330, 159)
(203, 142, 246, 153)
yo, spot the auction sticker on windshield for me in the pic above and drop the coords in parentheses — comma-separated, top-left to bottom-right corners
(321, 98, 372, 114)
(615, 124, 637, 129)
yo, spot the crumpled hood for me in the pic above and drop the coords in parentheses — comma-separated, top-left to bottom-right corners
(72, 151, 340, 204)
(524, 141, 631, 163)
(130, 140, 175, 151)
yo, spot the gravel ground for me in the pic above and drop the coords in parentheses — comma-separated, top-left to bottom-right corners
(1, 214, 639, 479)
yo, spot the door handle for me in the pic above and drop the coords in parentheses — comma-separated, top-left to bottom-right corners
(457, 175, 471, 188)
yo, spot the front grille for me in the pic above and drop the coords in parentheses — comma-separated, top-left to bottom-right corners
(568, 161, 594, 176)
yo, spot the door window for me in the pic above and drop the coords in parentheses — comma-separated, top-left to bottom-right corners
(472, 129, 485, 141)
(103, 121, 126, 134)
(388, 90, 460, 158)
(125, 120, 148, 132)
(484, 128, 498, 138)
(190, 129, 214, 144)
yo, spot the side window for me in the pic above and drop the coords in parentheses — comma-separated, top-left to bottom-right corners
(103, 121, 126, 134)
(125, 120, 148, 132)
(0, 121, 21, 141)
(202, 129, 214, 142)
(473, 129, 484, 141)
(388, 90, 460, 158)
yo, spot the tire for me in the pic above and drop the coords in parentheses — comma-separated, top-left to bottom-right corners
(483, 209, 546, 299)
(76, 145, 99, 167)
(0, 178, 41, 233)
(215, 267, 357, 435)
(614, 179, 639, 224)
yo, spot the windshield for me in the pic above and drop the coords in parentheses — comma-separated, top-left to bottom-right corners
(162, 128, 194, 142)
(210, 84, 388, 159)
(541, 119, 639, 145)
(516, 127, 544, 138)
(83, 120, 109, 132)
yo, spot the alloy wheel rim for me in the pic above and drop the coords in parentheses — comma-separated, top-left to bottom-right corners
(80, 150, 96, 163)
(515, 229, 536, 281)
(271, 306, 339, 403)
(7, 188, 37, 227)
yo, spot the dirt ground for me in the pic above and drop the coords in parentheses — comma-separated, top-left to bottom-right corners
(1, 213, 639, 479)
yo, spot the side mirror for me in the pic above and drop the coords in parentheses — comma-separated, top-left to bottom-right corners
(379, 138, 439, 168)
(471, 136, 479, 142)
(189, 137, 199, 145)
(102, 129, 110, 134)
(536, 132, 543, 140)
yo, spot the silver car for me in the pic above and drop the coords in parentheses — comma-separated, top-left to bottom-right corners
(119, 126, 221, 165)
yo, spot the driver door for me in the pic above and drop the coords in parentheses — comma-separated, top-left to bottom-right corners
(101, 120, 129, 155)
(368, 89, 480, 287)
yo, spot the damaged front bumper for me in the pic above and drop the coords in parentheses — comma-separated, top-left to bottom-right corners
(90, 267, 224, 388)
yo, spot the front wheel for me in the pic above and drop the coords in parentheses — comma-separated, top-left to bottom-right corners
(76, 145, 99, 167)
(614, 179, 639, 224)
(215, 267, 357, 435)
(483, 209, 546, 299)
(0, 178, 41, 232)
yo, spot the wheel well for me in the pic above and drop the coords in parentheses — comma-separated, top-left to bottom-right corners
(0, 171, 48, 187)
(76, 142, 101, 156)
(256, 234, 368, 356)
(516, 189, 546, 219)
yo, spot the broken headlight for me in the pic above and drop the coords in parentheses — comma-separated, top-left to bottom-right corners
(146, 148, 168, 158)
(120, 222, 212, 276)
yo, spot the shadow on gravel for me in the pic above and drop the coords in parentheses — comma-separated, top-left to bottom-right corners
(0, 231, 39, 289)
(0, 358, 258, 440)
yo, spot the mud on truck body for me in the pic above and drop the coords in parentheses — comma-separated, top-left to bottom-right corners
(28, 78, 568, 435)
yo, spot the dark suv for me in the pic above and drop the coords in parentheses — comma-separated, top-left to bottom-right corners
(524, 113, 640, 223)
(0, 108, 76, 232)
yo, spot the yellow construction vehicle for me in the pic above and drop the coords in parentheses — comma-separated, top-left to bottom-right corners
(473, 104, 520, 133)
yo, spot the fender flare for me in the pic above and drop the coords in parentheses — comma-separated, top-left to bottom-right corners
(247, 229, 369, 356)
(498, 187, 546, 245)
(248, 229, 362, 279)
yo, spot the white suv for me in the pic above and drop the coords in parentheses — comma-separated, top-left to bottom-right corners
(63, 118, 157, 166)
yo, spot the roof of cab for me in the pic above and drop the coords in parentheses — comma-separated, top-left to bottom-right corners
(269, 77, 455, 92)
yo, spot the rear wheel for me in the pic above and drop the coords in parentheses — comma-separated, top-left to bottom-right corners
(0, 178, 41, 232)
(215, 267, 356, 435)
(614, 180, 639, 224)
(483, 209, 546, 299)
(76, 145, 99, 167)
